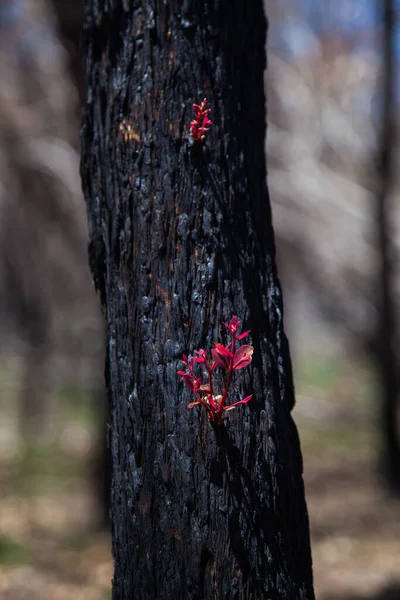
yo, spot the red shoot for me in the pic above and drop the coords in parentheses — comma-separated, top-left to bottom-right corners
(211, 343, 233, 370)
(190, 98, 212, 143)
(177, 316, 254, 424)
(232, 345, 254, 370)
(222, 316, 240, 335)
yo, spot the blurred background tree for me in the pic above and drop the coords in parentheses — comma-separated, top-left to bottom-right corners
(0, 0, 399, 599)
(267, 1, 400, 490)
(375, 0, 400, 492)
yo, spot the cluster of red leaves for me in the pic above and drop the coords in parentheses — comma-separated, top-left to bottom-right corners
(190, 98, 212, 143)
(177, 316, 253, 423)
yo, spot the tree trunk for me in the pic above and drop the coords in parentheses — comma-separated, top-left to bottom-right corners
(50, 0, 85, 105)
(376, 0, 400, 490)
(81, 2, 315, 598)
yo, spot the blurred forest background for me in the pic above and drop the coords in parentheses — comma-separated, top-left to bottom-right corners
(0, 0, 399, 599)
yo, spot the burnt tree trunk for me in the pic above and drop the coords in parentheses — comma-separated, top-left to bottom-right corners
(81, 2, 315, 598)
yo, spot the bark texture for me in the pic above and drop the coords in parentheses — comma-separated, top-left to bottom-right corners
(81, 1, 315, 598)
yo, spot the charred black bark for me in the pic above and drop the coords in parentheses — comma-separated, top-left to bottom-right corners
(81, 2, 314, 598)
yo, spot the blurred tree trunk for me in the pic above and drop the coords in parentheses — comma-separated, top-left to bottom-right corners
(376, 0, 400, 490)
(49, 0, 110, 524)
(50, 0, 85, 105)
(81, 1, 315, 598)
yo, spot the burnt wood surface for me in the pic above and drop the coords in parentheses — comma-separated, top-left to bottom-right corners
(81, 1, 315, 598)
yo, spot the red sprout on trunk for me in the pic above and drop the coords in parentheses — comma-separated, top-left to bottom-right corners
(177, 316, 254, 424)
(190, 98, 212, 143)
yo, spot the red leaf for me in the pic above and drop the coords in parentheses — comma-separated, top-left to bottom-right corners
(178, 372, 201, 392)
(192, 356, 205, 364)
(237, 329, 251, 340)
(199, 385, 211, 392)
(214, 343, 232, 356)
(193, 349, 207, 364)
(223, 395, 253, 412)
(222, 316, 240, 335)
(232, 345, 254, 370)
(188, 401, 201, 408)
(211, 343, 233, 370)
